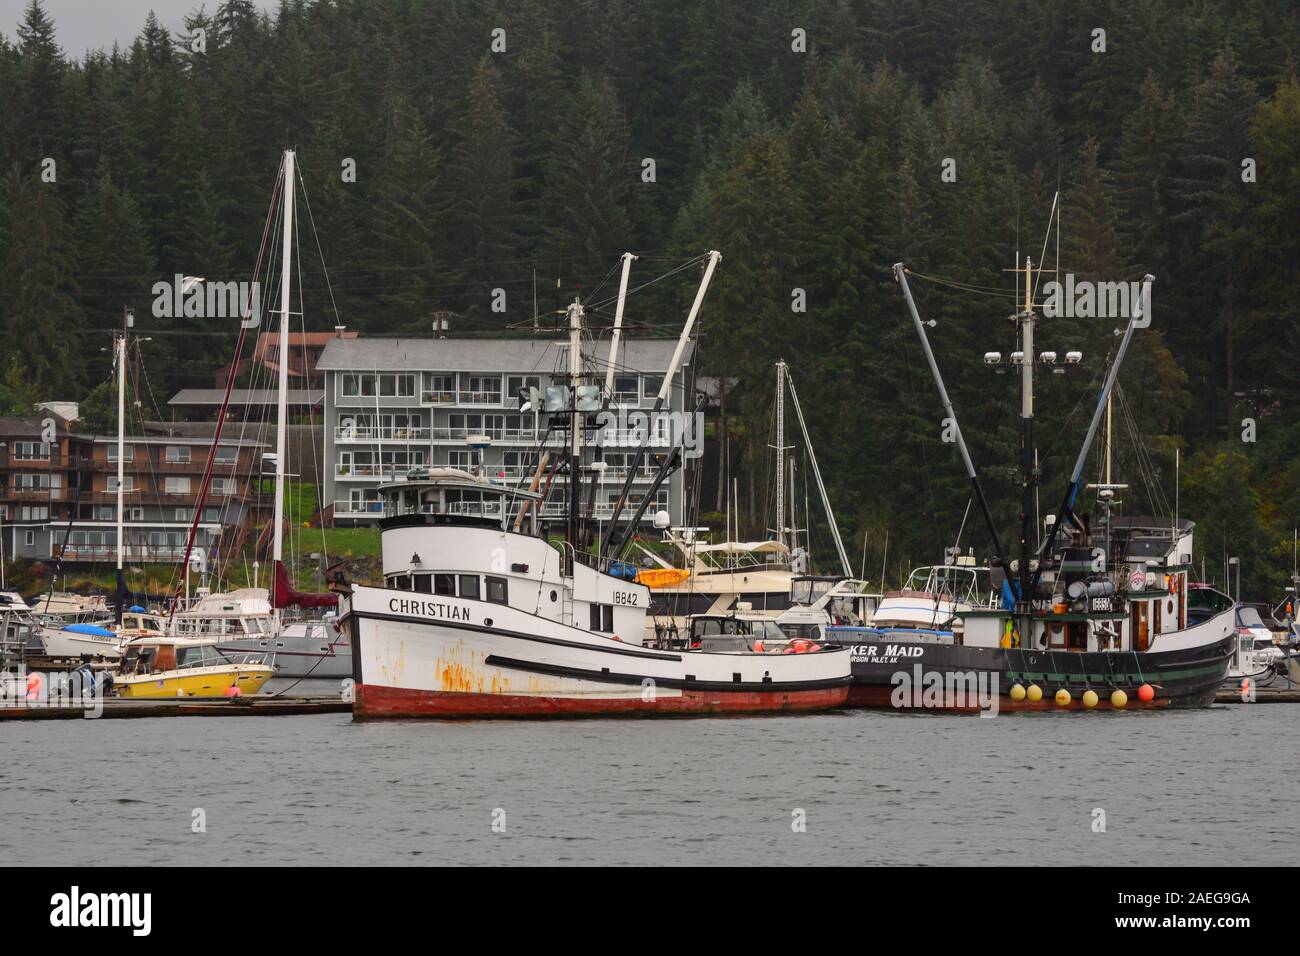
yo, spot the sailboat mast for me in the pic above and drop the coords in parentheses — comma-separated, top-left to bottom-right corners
(272, 150, 295, 598)
(567, 299, 583, 554)
(774, 359, 786, 547)
(116, 330, 126, 574)
(1019, 257, 1035, 610)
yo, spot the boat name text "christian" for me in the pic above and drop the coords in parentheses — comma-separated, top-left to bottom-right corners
(389, 598, 471, 621)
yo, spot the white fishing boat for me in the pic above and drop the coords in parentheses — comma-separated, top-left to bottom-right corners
(339, 250, 851, 718)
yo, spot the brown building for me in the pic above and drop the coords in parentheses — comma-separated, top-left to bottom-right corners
(0, 417, 267, 566)
(215, 329, 358, 390)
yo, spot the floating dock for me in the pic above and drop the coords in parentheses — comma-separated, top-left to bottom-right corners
(1214, 685, 1300, 704)
(0, 695, 351, 720)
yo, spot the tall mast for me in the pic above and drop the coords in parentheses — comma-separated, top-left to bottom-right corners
(600, 250, 720, 560)
(567, 298, 583, 554)
(114, 311, 128, 624)
(603, 253, 635, 398)
(116, 329, 126, 574)
(774, 359, 786, 547)
(272, 149, 294, 606)
(1018, 257, 1035, 611)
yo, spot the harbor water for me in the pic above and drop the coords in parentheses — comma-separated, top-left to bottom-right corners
(1, 704, 1294, 866)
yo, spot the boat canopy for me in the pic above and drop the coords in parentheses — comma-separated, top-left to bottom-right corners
(692, 540, 790, 556)
(64, 623, 115, 637)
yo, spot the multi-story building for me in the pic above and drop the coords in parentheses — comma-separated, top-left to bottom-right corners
(0, 417, 267, 566)
(317, 337, 696, 530)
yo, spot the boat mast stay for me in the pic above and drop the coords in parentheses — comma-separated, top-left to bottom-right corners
(894, 262, 1012, 591)
(600, 250, 721, 561)
(782, 363, 851, 577)
(1034, 275, 1151, 588)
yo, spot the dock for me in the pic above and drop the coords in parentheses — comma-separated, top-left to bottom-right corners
(0, 695, 351, 720)
(1214, 685, 1300, 704)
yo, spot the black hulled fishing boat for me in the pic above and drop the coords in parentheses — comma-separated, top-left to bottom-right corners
(820, 252, 1234, 712)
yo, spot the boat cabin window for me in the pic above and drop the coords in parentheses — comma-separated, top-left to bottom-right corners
(392, 575, 411, 591)
(458, 575, 480, 601)
(413, 574, 432, 594)
(589, 603, 614, 632)
(435, 574, 455, 596)
(177, 644, 234, 669)
(486, 576, 508, 605)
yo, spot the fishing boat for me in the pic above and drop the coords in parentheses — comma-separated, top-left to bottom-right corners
(115, 635, 273, 698)
(819, 259, 1234, 711)
(339, 251, 851, 718)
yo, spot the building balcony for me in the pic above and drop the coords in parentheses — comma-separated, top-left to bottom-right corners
(51, 544, 198, 563)
(334, 425, 430, 443)
(4, 487, 72, 501)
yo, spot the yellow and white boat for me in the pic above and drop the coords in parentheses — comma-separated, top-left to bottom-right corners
(115, 636, 273, 699)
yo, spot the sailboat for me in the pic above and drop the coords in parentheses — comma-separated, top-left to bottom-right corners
(154, 150, 344, 679)
(640, 359, 870, 643)
(819, 256, 1234, 710)
(338, 252, 852, 718)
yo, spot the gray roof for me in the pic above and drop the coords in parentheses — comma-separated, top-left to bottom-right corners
(169, 389, 324, 406)
(315, 337, 692, 375)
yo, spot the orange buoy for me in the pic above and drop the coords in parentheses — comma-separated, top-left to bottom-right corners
(1054, 688, 1071, 707)
(1137, 683, 1155, 702)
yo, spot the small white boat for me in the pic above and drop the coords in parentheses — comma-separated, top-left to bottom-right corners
(40, 621, 124, 660)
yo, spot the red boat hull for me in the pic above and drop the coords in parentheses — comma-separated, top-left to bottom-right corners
(355, 682, 849, 719)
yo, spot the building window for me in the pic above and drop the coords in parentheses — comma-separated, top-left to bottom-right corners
(423, 373, 455, 403)
(165, 477, 192, 495)
(214, 446, 237, 464)
(613, 376, 638, 405)
(460, 374, 502, 405)
(212, 479, 235, 496)
(15, 473, 52, 490)
(642, 375, 663, 399)
(204, 507, 221, 522)
(107, 445, 134, 463)
(107, 476, 135, 493)
(486, 576, 508, 605)
(20, 506, 48, 521)
(434, 574, 455, 596)
(341, 373, 376, 397)
(458, 575, 480, 600)
(94, 505, 113, 520)
(174, 508, 191, 521)
(378, 373, 415, 398)
(13, 441, 51, 461)
(506, 374, 541, 406)
(165, 446, 191, 463)
(24, 530, 35, 547)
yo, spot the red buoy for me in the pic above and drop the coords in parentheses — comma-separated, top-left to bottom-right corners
(1137, 683, 1155, 702)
